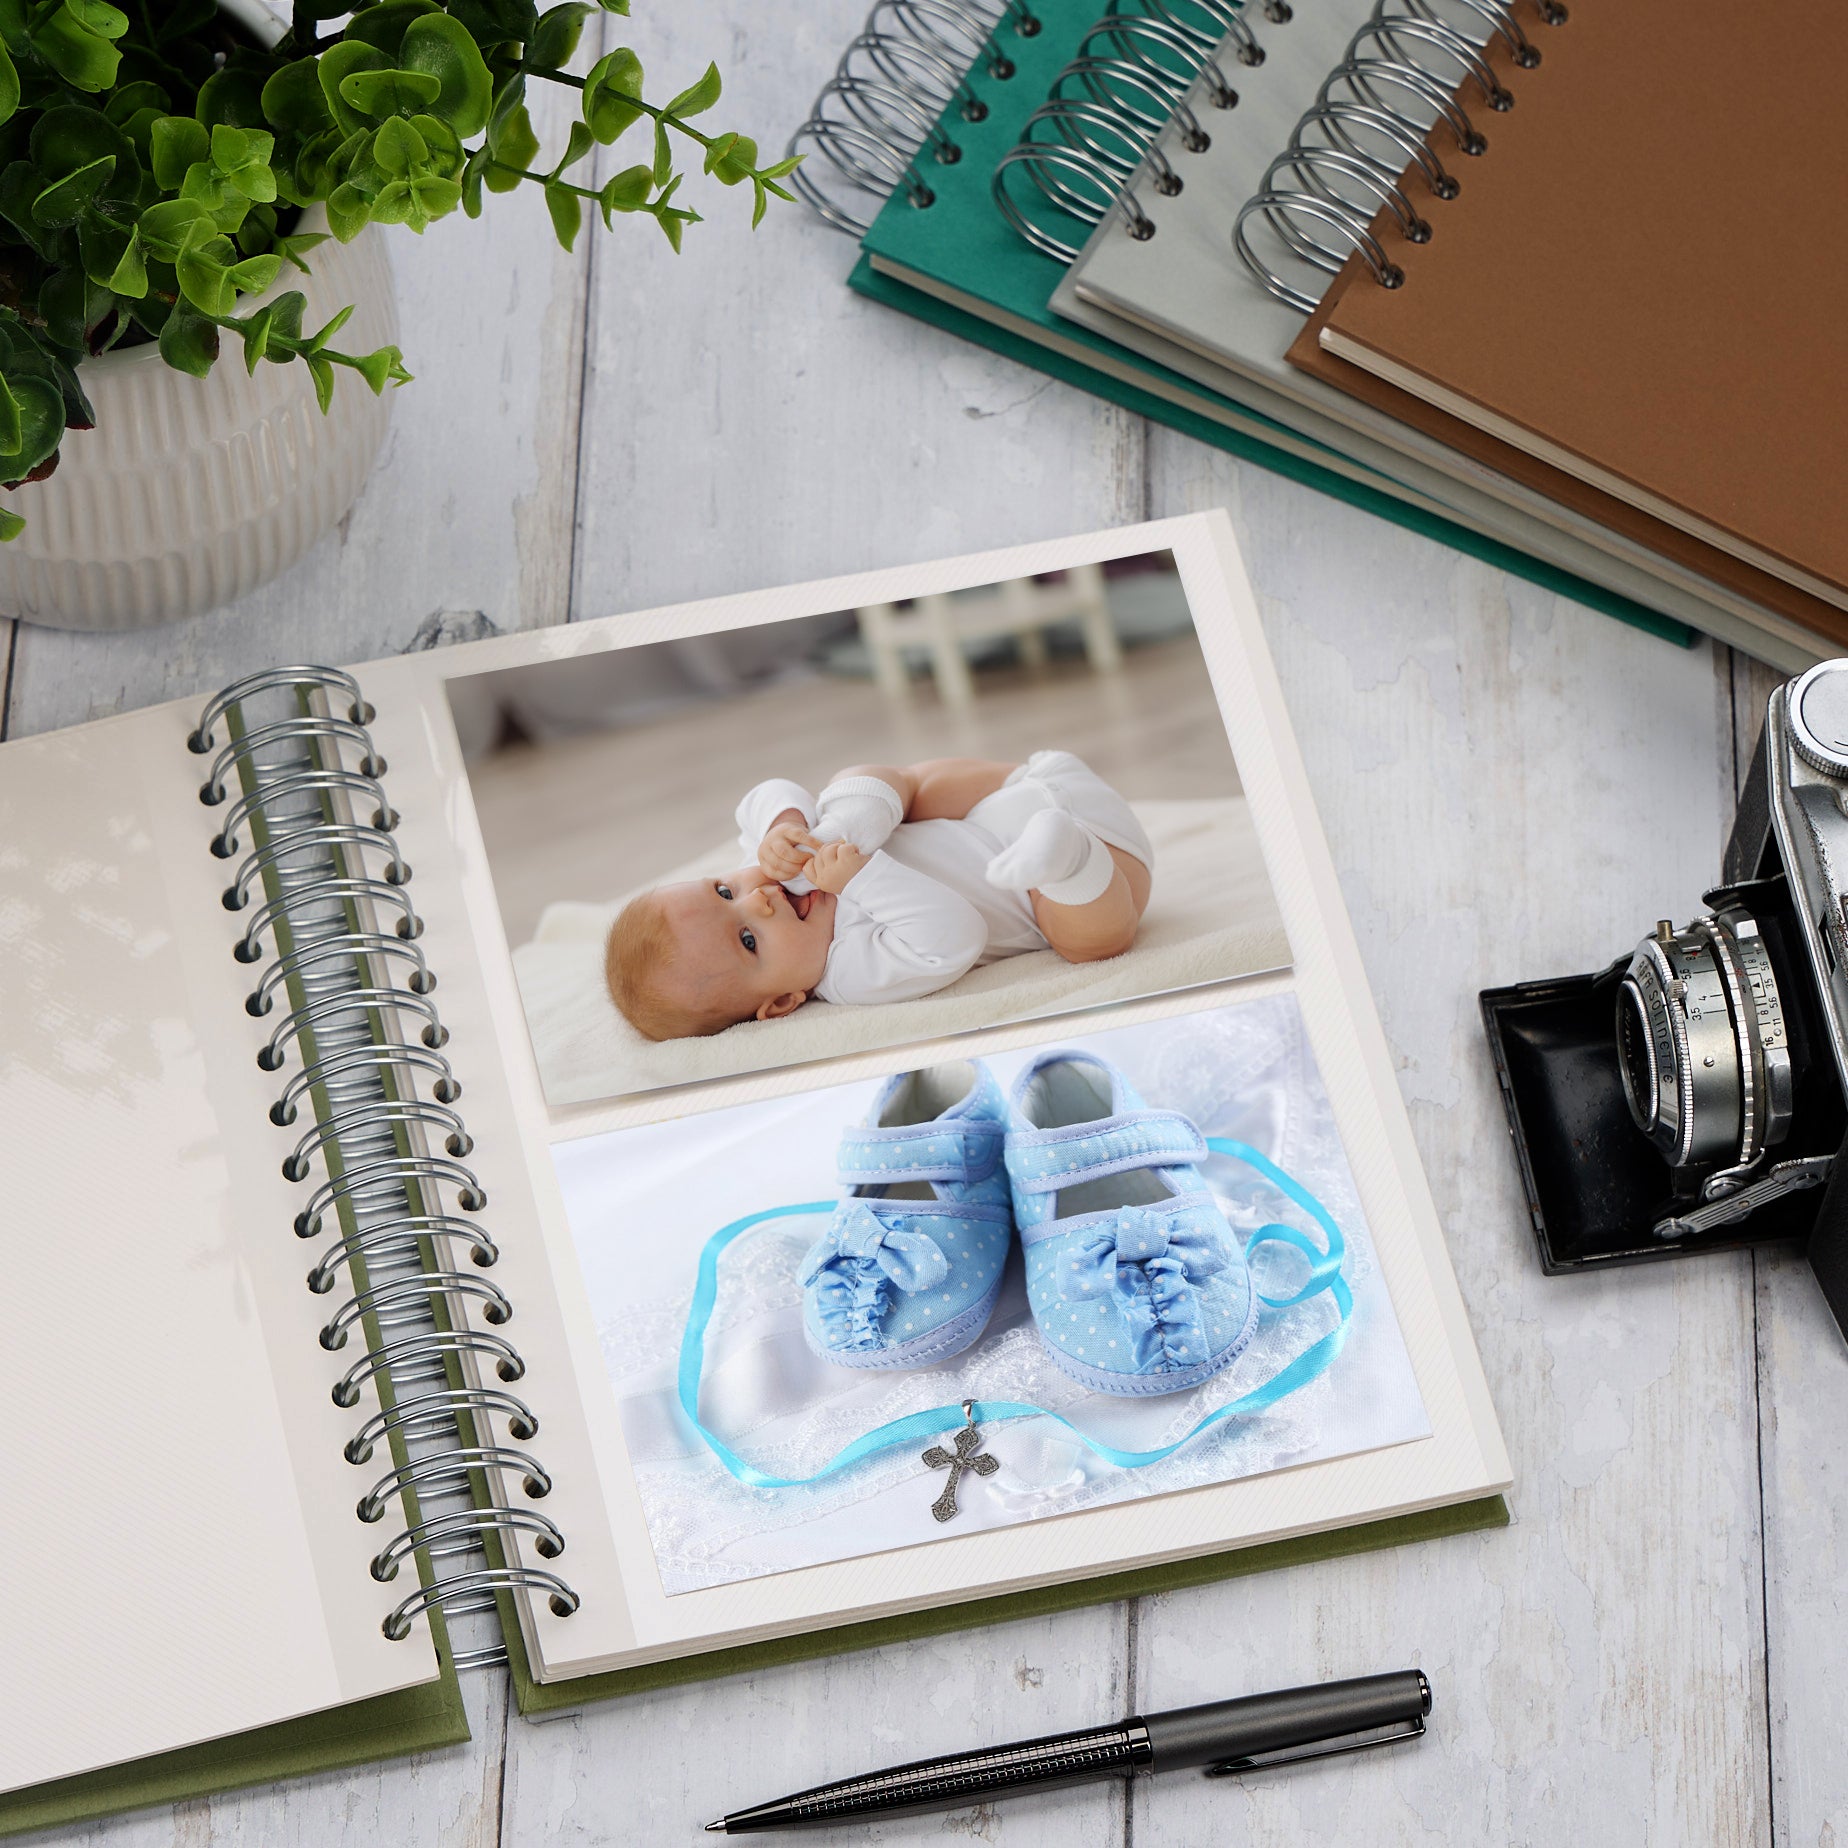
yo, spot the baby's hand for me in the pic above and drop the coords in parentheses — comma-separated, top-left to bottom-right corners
(759, 816, 819, 883)
(804, 840, 869, 894)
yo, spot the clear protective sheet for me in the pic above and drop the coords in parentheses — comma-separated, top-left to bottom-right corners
(553, 995, 1429, 1593)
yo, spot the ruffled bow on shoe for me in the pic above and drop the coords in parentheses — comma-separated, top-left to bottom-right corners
(1061, 1203, 1228, 1372)
(800, 1202, 952, 1354)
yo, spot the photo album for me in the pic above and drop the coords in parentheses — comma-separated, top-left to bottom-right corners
(0, 512, 1509, 1829)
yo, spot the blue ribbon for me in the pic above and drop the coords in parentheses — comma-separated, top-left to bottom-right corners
(675, 1139, 1353, 1490)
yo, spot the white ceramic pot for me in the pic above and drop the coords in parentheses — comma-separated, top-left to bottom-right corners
(0, 205, 397, 632)
(0, 1, 398, 631)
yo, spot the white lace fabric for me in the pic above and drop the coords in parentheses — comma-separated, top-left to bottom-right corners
(561, 996, 1430, 1595)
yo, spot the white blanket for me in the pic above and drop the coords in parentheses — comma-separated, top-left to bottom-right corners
(513, 797, 1289, 1105)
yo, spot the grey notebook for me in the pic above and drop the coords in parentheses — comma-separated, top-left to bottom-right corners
(1046, 1, 1825, 666)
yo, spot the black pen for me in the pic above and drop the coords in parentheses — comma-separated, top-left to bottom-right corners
(705, 1668, 1432, 1834)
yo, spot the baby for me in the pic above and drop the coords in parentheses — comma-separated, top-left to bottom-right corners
(607, 751, 1154, 1040)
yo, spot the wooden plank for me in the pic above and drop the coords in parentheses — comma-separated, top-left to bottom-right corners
(2, 61, 597, 740)
(1125, 436, 1770, 1843)
(1727, 651, 1848, 1848)
(497, 1610, 1130, 1845)
(559, 3, 1147, 624)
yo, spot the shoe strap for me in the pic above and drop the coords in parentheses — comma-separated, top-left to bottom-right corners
(836, 1118, 1005, 1187)
(1008, 1110, 1207, 1195)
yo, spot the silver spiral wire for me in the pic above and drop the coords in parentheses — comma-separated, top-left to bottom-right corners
(993, 0, 1292, 264)
(1234, 0, 1564, 312)
(787, 0, 1043, 236)
(192, 668, 579, 1665)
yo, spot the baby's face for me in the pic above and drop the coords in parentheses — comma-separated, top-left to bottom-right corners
(651, 865, 837, 1023)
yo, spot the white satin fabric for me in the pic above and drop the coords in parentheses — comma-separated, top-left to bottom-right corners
(553, 995, 1431, 1595)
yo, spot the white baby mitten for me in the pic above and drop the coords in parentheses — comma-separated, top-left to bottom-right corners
(812, 775, 906, 855)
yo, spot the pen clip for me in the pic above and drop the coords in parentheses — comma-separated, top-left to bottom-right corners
(1202, 1714, 1426, 1779)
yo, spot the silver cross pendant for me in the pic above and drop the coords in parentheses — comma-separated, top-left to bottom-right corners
(921, 1400, 998, 1523)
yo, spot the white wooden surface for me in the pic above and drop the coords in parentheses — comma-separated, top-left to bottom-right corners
(8, 1, 1846, 1840)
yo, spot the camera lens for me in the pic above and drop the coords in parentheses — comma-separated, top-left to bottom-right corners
(1616, 905, 1793, 1184)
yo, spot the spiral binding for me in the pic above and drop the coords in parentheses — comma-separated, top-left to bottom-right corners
(786, 0, 1044, 236)
(1234, 0, 1565, 311)
(190, 666, 579, 1666)
(993, 0, 1293, 259)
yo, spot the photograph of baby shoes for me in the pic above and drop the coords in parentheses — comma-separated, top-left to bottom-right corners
(799, 1061, 1014, 1368)
(1005, 1051, 1257, 1397)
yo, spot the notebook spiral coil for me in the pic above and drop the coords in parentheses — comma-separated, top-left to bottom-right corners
(993, 0, 1291, 261)
(786, 0, 1043, 236)
(1234, 0, 1564, 312)
(189, 666, 580, 1663)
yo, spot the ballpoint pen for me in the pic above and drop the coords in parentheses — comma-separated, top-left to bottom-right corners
(705, 1668, 1432, 1834)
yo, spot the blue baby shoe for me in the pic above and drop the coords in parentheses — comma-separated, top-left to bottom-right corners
(799, 1061, 1015, 1369)
(1005, 1051, 1256, 1396)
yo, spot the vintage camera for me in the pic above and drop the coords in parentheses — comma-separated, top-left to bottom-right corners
(1482, 660, 1848, 1339)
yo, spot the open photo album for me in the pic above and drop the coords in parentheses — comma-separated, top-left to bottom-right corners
(0, 512, 1510, 1831)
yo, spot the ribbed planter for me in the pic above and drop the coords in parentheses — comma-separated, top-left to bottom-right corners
(0, 201, 397, 633)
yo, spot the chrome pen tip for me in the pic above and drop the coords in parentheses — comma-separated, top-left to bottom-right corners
(704, 1822, 726, 1834)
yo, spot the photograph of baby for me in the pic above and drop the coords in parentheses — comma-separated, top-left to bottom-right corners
(551, 996, 1431, 1594)
(447, 550, 1292, 1106)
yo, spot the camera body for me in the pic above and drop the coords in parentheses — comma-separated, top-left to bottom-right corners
(1482, 660, 1848, 1340)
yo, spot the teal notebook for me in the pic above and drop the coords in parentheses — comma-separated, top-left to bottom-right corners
(808, 0, 1693, 648)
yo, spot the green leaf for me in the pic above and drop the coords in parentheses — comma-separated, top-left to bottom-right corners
(261, 57, 335, 136)
(702, 131, 757, 185)
(527, 2, 591, 69)
(758, 154, 803, 181)
(157, 306, 219, 378)
(582, 48, 644, 143)
(484, 101, 536, 192)
(238, 302, 274, 370)
(274, 230, 327, 272)
(460, 142, 489, 216)
(400, 14, 492, 138)
(31, 153, 113, 227)
(27, 7, 120, 93)
(210, 124, 276, 202)
(543, 178, 579, 252)
(306, 303, 353, 353)
(325, 179, 371, 242)
(106, 230, 145, 296)
(317, 40, 388, 137)
(175, 238, 237, 315)
(0, 369, 63, 479)
(650, 119, 669, 184)
(550, 118, 592, 178)
(0, 506, 23, 541)
(147, 115, 206, 190)
(226, 252, 282, 297)
(340, 67, 443, 119)
(342, 0, 442, 54)
(305, 350, 335, 412)
(597, 161, 649, 223)
(372, 114, 428, 177)
(135, 197, 214, 256)
(664, 61, 720, 119)
(62, 0, 128, 37)
(104, 80, 168, 127)
(196, 64, 267, 129)
(353, 343, 409, 394)
(0, 371, 22, 453)
(0, 39, 18, 129)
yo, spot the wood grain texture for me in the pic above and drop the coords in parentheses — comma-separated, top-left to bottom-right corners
(5, 0, 1845, 1836)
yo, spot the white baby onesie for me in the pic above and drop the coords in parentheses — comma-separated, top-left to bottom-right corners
(734, 778, 1045, 1006)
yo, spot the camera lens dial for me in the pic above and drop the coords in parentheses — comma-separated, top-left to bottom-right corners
(1617, 904, 1793, 1183)
(1786, 660, 1848, 778)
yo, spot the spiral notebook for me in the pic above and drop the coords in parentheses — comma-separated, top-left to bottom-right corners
(0, 514, 1509, 1833)
(790, 0, 1839, 668)
(1300, 0, 1848, 611)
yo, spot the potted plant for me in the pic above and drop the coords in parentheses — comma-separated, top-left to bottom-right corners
(0, 0, 796, 630)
